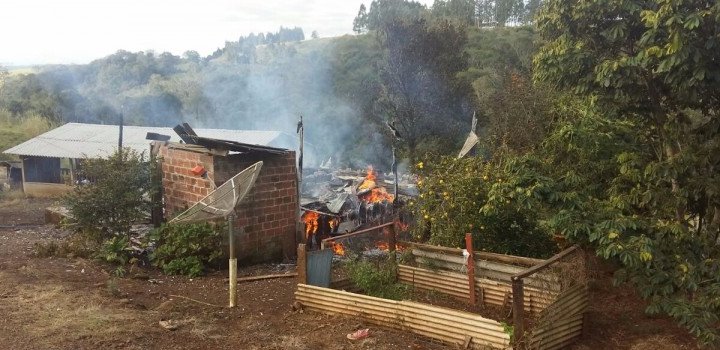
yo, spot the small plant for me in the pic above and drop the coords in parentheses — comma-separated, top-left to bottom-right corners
(501, 322, 515, 342)
(398, 248, 415, 265)
(96, 236, 132, 276)
(106, 278, 121, 297)
(33, 241, 59, 258)
(346, 258, 408, 300)
(149, 222, 223, 277)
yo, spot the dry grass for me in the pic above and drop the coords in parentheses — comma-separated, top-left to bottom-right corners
(0, 189, 29, 205)
(629, 335, 688, 350)
(0, 272, 141, 345)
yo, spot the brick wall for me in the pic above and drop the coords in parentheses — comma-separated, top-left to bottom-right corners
(159, 143, 298, 263)
(159, 145, 216, 216)
(214, 151, 298, 263)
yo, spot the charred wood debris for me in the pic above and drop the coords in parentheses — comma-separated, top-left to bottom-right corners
(300, 164, 418, 250)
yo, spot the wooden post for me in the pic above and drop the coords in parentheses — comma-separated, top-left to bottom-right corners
(465, 233, 476, 306)
(228, 214, 237, 308)
(512, 276, 525, 342)
(297, 243, 307, 285)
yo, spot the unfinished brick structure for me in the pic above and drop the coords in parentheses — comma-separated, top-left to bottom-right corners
(158, 142, 298, 263)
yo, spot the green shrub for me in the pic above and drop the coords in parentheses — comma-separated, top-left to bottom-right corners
(346, 258, 408, 300)
(64, 149, 159, 241)
(97, 236, 132, 276)
(149, 222, 223, 277)
(410, 156, 556, 258)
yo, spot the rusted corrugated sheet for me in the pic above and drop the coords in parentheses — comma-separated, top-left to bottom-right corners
(296, 284, 511, 349)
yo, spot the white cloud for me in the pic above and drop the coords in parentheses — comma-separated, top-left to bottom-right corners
(0, 0, 434, 65)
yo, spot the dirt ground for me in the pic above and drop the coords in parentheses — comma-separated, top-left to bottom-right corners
(0, 197, 701, 349)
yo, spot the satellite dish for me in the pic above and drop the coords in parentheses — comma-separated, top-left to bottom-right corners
(168, 161, 263, 308)
(170, 161, 263, 223)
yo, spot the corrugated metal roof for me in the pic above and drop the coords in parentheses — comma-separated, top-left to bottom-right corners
(2, 122, 295, 159)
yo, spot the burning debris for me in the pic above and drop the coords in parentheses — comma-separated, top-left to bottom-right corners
(300, 165, 416, 249)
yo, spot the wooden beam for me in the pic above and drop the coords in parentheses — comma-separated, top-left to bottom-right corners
(397, 240, 545, 266)
(465, 233, 476, 306)
(297, 244, 307, 285)
(512, 245, 580, 280)
(236, 273, 298, 283)
(320, 222, 394, 246)
(512, 277, 525, 343)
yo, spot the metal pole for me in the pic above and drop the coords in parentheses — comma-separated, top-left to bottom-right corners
(228, 214, 237, 308)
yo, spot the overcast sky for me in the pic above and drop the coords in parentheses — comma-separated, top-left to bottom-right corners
(0, 0, 434, 66)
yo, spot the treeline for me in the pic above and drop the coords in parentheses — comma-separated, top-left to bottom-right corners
(0, 3, 534, 167)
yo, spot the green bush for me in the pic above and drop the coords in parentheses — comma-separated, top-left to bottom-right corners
(64, 148, 159, 241)
(97, 236, 132, 277)
(410, 156, 556, 258)
(346, 258, 408, 300)
(149, 222, 223, 277)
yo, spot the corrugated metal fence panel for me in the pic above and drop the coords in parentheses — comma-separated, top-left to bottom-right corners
(306, 249, 333, 287)
(529, 284, 589, 350)
(295, 284, 511, 349)
(398, 265, 558, 314)
(412, 248, 560, 291)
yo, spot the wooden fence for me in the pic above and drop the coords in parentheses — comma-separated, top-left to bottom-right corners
(296, 284, 511, 349)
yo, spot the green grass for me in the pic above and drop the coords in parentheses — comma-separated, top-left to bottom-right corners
(0, 112, 54, 161)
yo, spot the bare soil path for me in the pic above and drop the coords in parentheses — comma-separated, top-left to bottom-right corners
(0, 198, 701, 349)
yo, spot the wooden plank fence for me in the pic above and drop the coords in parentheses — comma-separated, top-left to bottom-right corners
(295, 284, 512, 349)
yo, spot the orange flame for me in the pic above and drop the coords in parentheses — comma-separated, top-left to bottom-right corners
(329, 217, 339, 231)
(303, 211, 319, 238)
(332, 242, 346, 256)
(358, 166, 394, 203)
(374, 241, 404, 252)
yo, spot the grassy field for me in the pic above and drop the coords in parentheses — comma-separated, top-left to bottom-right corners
(0, 113, 54, 161)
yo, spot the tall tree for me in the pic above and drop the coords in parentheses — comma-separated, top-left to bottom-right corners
(353, 4, 369, 34)
(376, 17, 473, 160)
(534, 0, 720, 344)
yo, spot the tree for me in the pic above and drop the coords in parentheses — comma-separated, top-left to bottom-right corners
(376, 17, 473, 161)
(533, 0, 720, 344)
(365, 0, 428, 31)
(311, 30, 319, 39)
(432, 0, 476, 24)
(353, 4, 369, 34)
